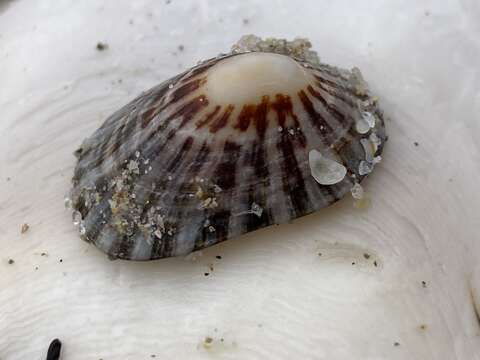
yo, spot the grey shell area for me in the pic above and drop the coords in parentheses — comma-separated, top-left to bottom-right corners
(70, 53, 387, 261)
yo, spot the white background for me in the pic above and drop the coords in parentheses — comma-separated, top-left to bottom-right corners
(1, 0, 479, 359)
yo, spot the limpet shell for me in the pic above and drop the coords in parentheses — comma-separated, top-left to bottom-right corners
(70, 36, 387, 260)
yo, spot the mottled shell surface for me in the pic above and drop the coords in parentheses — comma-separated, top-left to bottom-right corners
(71, 48, 387, 260)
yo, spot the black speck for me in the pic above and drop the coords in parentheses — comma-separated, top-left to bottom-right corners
(8, 259, 14, 265)
(151, 355, 156, 358)
(59, 259, 63, 263)
(363, 253, 370, 259)
(394, 342, 400, 347)
(41, 252, 47, 257)
(414, 141, 419, 147)
(318, 253, 322, 256)
(351, 262, 356, 265)
(373, 260, 378, 267)
(216, 255, 222, 260)
(220, 338, 224, 342)
(243, 18, 249, 25)
(204, 272, 209, 276)
(6, 177, 10, 181)
(96, 42, 108, 51)
(35, 266, 39, 270)
(178, 45, 184, 52)
(166, 0, 171, 4)
(421, 281, 427, 288)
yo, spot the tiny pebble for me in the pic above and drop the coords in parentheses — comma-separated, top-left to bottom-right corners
(21, 223, 29, 234)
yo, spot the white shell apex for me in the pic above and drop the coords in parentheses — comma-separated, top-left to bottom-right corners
(205, 52, 311, 105)
(308, 149, 347, 185)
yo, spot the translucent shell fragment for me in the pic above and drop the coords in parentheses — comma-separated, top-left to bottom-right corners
(70, 36, 387, 260)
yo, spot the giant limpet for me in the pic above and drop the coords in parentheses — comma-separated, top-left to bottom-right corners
(69, 35, 387, 260)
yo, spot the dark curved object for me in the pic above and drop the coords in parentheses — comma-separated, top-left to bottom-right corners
(46, 339, 61, 360)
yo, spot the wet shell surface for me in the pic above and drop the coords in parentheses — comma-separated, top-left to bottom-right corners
(70, 36, 387, 260)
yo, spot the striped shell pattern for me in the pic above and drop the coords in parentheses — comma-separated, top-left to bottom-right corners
(70, 41, 387, 260)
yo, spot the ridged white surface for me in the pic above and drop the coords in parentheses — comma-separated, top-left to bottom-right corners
(1, 0, 479, 359)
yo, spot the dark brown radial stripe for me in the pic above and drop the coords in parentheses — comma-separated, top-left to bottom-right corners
(209, 105, 234, 133)
(170, 78, 205, 104)
(277, 132, 311, 217)
(245, 140, 271, 231)
(315, 80, 356, 108)
(74, 110, 141, 198)
(254, 96, 269, 139)
(213, 140, 242, 191)
(141, 106, 159, 128)
(313, 73, 360, 98)
(138, 81, 180, 128)
(307, 85, 350, 127)
(161, 95, 209, 129)
(271, 94, 306, 148)
(197, 140, 242, 249)
(80, 119, 127, 177)
(298, 90, 334, 140)
(271, 94, 290, 128)
(147, 136, 202, 259)
(234, 104, 255, 131)
(196, 105, 221, 129)
(145, 140, 211, 259)
(189, 141, 212, 174)
(166, 136, 194, 173)
(157, 139, 215, 257)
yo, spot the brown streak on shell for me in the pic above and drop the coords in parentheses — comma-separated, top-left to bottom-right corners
(297, 89, 334, 141)
(170, 78, 206, 104)
(209, 104, 235, 133)
(196, 105, 221, 129)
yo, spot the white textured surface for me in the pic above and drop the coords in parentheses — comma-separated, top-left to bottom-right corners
(1, 1, 480, 359)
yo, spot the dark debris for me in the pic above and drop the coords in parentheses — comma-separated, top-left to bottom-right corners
(46, 338, 61, 360)
(96, 42, 109, 51)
